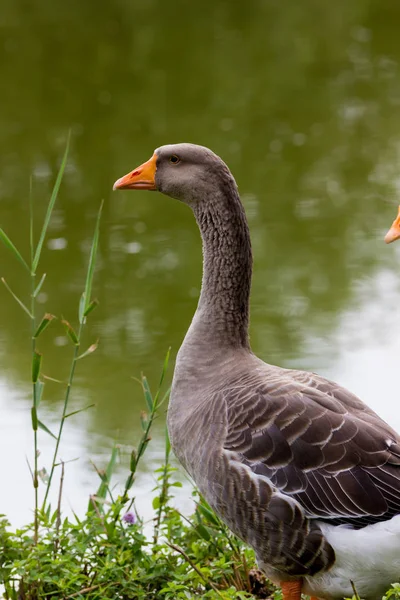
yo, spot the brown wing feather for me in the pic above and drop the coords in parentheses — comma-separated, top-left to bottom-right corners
(224, 368, 400, 528)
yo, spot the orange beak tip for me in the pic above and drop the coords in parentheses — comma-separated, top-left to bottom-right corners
(384, 227, 400, 244)
(385, 206, 400, 244)
(385, 231, 394, 244)
(112, 178, 123, 191)
(113, 154, 157, 192)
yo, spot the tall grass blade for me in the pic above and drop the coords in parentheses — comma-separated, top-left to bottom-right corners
(38, 420, 57, 440)
(153, 348, 171, 407)
(81, 200, 103, 322)
(195, 522, 211, 541)
(350, 580, 361, 600)
(61, 319, 79, 344)
(32, 351, 42, 383)
(165, 427, 171, 456)
(158, 385, 171, 408)
(43, 374, 63, 383)
(25, 456, 34, 481)
(34, 380, 44, 408)
(64, 403, 95, 418)
(140, 411, 149, 431)
(196, 502, 221, 527)
(34, 313, 55, 338)
(158, 347, 171, 392)
(76, 341, 98, 360)
(29, 175, 34, 265)
(130, 449, 137, 472)
(89, 443, 119, 512)
(1, 278, 33, 318)
(32, 134, 70, 273)
(0, 228, 30, 272)
(78, 292, 86, 325)
(104, 444, 119, 486)
(33, 273, 47, 297)
(31, 407, 38, 431)
(142, 376, 153, 412)
(83, 298, 99, 317)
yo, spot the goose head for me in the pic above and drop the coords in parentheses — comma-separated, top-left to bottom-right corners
(113, 143, 234, 206)
(385, 205, 400, 244)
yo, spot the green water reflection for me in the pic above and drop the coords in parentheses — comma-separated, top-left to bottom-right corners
(1, 0, 400, 521)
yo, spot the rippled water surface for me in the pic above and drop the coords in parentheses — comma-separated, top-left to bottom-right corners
(2, 0, 400, 524)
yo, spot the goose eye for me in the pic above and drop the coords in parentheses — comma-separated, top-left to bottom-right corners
(169, 155, 180, 164)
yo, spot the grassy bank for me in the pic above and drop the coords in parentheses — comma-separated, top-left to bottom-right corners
(0, 391, 273, 599)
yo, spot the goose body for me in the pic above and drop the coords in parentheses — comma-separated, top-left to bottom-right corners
(114, 143, 400, 600)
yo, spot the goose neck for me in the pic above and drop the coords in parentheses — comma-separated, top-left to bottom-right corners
(191, 188, 252, 349)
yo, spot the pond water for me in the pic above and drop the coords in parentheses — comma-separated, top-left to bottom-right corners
(1, 0, 400, 527)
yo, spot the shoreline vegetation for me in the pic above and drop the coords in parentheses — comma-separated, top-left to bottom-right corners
(0, 144, 399, 599)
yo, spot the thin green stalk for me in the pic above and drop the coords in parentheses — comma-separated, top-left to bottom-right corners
(153, 428, 172, 546)
(122, 376, 162, 499)
(31, 272, 38, 541)
(110, 353, 170, 529)
(27, 142, 69, 538)
(29, 178, 39, 544)
(42, 321, 84, 509)
(90, 444, 119, 512)
(32, 134, 70, 274)
(29, 176, 34, 266)
(42, 200, 102, 509)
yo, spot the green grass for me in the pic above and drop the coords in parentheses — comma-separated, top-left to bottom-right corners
(0, 141, 400, 599)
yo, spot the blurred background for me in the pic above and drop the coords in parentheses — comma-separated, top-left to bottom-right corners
(1, 0, 400, 526)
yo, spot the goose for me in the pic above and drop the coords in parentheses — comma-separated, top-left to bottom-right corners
(114, 144, 400, 600)
(385, 205, 400, 243)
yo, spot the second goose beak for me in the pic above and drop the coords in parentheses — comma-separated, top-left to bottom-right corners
(385, 206, 400, 244)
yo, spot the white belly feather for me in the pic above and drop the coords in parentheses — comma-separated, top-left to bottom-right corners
(303, 515, 400, 600)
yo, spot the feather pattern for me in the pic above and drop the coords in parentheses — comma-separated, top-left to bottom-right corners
(223, 366, 400, 527)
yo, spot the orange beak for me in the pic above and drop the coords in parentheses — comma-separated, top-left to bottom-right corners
(113, 154, 157, 191)
(385, 205, 400, 244)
